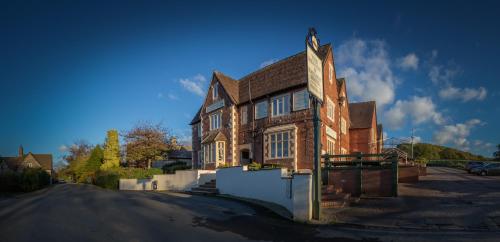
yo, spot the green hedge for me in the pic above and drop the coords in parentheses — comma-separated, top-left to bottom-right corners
(0, 168, 51, 193)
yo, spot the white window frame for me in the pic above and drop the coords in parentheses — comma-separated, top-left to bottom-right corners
(327, 97, 335, 121)
(268, 131, 292, 159)
(271, 93, 290, 117)
(212, 82, 219, 99)
(255, 100, 268, 119)
(210, 112, 221, 130)
(341, 117, 347, 134)
(327, 136, 335, 155)
(293, 89, 310, 111)
(241, 105, 248, 125)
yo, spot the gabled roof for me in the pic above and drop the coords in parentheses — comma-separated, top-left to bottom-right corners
(0, 153, 52, 171)
(349, 101, 376, 129)
(31, 153, 53, 171)
(214, 71, 239, 103)
(189, 107, 202, 125)
(238, 44, 331, 104)
(201, 131, 227, 144)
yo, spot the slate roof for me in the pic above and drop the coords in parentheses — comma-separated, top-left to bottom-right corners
(168, 150, 192, 159)
(349, 101, 376, 129)
(201, 131, 228, 144)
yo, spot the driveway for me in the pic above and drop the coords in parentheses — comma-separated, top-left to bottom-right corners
(0, 183, 499, 242)
(335, 167, 500, 231)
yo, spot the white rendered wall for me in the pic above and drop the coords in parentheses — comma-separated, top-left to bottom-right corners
(216, 166, 312, 221)
(119, 170, 216, 191)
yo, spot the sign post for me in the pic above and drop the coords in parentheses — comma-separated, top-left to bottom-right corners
(306, 28, 324, 220)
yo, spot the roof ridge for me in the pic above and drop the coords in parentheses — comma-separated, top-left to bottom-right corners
(238, 43, 331, 81)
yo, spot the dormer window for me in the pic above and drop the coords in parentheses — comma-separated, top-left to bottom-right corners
(213, 83, 219, 99)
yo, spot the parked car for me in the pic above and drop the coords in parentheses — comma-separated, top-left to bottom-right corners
(465, 161, 486, 173)
(471, 162, 500, 176)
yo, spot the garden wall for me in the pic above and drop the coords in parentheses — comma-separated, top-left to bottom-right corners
(216, 166, 312, 222)
(119, 170, 216, 191)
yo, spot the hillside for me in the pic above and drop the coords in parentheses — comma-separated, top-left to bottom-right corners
(396, 143, 487, 161)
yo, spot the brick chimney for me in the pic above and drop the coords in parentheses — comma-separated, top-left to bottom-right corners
(18, 145, 24, 158)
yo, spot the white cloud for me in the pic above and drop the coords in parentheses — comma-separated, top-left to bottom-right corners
(433, 119, 483, 148)
(384, 96, 444, 130)
(398, 53, 419, 70)
(260, 58, 278, 68)
(428, 64, 461, 85)
(413, 136, 422, 143)
(336, 38, 397, 108)
(439, 85, 487, 102)
(167, 93, 178, 100)
(58, 145, 68, 152)
(179, 74, 207, 97)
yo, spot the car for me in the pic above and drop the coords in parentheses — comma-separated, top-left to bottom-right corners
(472, 162, 500, 176)
(465, 161, 486, 173)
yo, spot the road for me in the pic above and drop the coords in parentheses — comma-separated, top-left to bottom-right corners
(335, 167, 500, 231)
(0, 180, 499, 242)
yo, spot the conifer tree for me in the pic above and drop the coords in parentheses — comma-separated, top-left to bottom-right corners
(86, 145, 104, 173)
(101, 129, 120, 170)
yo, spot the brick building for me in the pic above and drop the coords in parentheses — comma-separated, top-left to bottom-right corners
(190, 43, 382, 171)
(348, 101, 384, 154)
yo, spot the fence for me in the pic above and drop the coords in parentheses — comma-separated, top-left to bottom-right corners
(322, 153, 398, 197)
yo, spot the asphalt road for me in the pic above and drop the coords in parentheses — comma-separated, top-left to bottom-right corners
(1, 182, 499, 242)
(335, 167, 500, 232)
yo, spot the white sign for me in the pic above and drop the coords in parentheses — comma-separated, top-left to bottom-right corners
(206, 99, 224, 113)
(307, 44, 323, 102)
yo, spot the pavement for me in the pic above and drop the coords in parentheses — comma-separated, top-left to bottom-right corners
(0, 176, 499, 242)
(334, 167, 500, 231)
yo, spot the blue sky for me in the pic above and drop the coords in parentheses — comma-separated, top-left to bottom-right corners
(1, 0, 499, 163)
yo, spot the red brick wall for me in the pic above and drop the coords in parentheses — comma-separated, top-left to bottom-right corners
(327, 168, 393, 197)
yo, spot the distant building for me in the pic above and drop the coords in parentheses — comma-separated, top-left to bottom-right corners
(151, 149, 193, 169)
(348, 101, 384, 155)
(0, 145, 53, 177)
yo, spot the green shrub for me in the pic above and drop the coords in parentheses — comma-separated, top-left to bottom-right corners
(261, 163, 283, 170)
(19, 168, 50, 192)
(0, 171, 20, 192)
(0, 168, 50, 193)
(94, 170, 120, 189)
(217, 163, 231, 169)
(248, 162, 262, 171)
(162, 161, 191, 174)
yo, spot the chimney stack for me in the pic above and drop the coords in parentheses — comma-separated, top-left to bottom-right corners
(18, 145, 24, 158)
